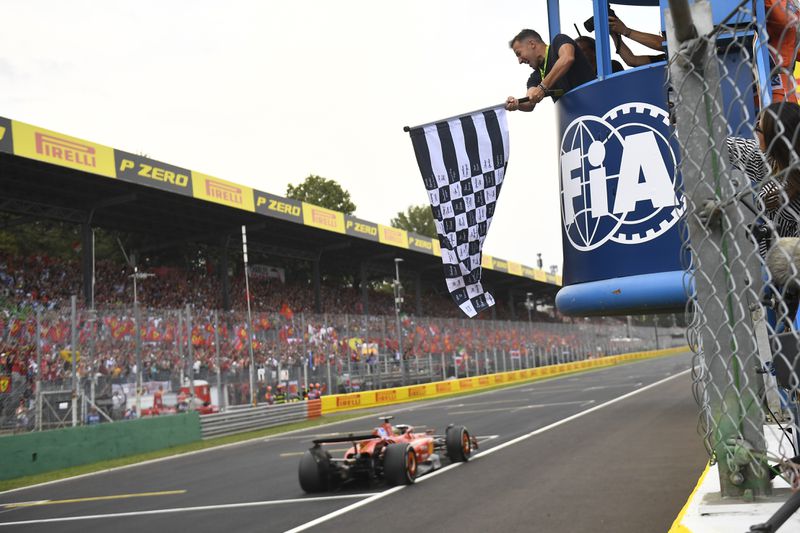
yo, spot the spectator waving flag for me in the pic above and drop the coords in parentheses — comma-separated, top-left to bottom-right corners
(406, 105, 510, 318)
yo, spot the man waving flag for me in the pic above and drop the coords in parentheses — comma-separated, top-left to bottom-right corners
(406, 105, 510, 318)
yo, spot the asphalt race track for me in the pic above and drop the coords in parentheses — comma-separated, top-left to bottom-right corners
(0, 353, 706, 532)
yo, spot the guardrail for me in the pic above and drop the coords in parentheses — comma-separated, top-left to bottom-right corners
(199, 400, 321, 439)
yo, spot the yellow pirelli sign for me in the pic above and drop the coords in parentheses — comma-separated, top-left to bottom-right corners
(481, 254, 493, 270)
(302, 203, 345, 233)
(378, 225, 408, 248)
(191, 172, 254, 212)
(12, 121, 116, 178)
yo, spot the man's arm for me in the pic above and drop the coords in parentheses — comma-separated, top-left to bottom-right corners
(609, 16, 664, 52)
(616, 39, 655, 67)
(505, 96, 535, 112)
(527, 42, 575, 104)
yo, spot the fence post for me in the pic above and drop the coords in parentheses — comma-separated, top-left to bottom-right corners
(441, 352, 446, 380)
(35, 309, 42, 431)
(186, 305, 195, 410)
(70, 295, 78, 427)
(666, 0, 770, 498)
(214, 311, 224, 410)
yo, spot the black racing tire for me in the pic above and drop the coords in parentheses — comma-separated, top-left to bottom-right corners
(298, 448, 331, 493)
(446, 425, 473, 463)
(383, 443, 417, 485)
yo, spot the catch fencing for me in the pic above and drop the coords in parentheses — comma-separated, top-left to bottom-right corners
(0, 300, 683, 433)
(667, 0, 800, 515)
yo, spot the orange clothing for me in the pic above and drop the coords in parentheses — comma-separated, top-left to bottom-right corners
(765, 0, 800, 102)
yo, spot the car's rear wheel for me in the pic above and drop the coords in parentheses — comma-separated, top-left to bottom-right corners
(383, 443, 417, 485)
(299, 448, 331, 492)
(446, 425, 472, 463)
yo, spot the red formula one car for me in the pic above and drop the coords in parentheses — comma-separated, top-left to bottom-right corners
(298, 416, 477, 492)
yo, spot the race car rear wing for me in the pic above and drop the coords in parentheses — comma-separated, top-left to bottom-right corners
(312, 433, 376, 445)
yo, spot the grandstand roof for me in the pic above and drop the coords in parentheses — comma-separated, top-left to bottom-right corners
(0, 116, 559, 307)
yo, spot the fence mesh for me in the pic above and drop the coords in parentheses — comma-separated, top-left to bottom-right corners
(667, 0, 800, 500)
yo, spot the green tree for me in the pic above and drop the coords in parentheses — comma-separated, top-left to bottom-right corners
(391, 204, 436, 238)
(286, 175, 356, 214)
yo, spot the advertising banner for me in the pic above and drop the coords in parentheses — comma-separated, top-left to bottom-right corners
(556, 66, 683, 285)
(302, 203, 345, 233)
(344, 216, 379, 241)
(254, 191, 303, 223)
(0, 117, 12, 155)
(12, 120, 116, 178)
(408, 234, 437, 255)
(377, 224, 408, 249)
(191, 171, 255, 212)
(114, 150, 192, 196)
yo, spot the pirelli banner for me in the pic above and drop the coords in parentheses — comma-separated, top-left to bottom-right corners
(320, 346, 687, 414)
(0, 115, 559, 286)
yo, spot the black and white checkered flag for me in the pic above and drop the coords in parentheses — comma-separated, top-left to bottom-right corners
(407, 106, 509, 318)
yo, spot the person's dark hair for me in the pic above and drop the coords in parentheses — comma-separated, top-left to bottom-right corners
(762, 102, 800, 196)
(574, 36, 596, 52)
(509, 29, 543, 48)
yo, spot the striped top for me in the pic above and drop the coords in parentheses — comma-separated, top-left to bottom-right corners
(726, 136, 800, 253)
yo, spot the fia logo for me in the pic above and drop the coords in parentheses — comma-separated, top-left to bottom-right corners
(559, 102, 684, 252)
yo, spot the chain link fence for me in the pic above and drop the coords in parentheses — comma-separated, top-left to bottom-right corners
(667, 0, 800, 509)
(0, 300, 681, 433)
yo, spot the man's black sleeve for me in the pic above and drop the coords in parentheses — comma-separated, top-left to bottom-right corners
(526, 70, 542, 90)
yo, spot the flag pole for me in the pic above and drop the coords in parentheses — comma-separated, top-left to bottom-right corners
(241, 225, 256, 407)
(402, 92, 564, 132)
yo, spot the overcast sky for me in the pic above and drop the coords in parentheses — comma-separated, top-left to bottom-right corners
(1, 1, 660, 273)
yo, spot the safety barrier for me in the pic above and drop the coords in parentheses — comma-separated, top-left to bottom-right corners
(199, 400, 321, 439)
(0, 412, 201, 480)
(321, 347, 687, 414)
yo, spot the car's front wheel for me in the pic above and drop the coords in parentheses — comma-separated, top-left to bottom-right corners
(446, 425, 473, 462)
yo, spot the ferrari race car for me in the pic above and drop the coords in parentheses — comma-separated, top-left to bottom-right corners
(298, 416, 477, 492)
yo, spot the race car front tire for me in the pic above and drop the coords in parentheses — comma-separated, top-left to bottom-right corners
(446, 425, 472, 463)
(383, 443, 417, 485)
(299, 448, 331, 492)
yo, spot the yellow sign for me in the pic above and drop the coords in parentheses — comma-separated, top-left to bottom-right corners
(533, 269, 547, 282)
(12, 121, 116, 178)
(378, 224, 409, 248)
(432, 238, 441, 257)
(0, 126, 5, 141)
(191, 172, 255, 212)
(481, 254, 493, 269)
(0, 375, 9, 394)
(508, 262, 523, 276)
(302, 203, 345, 233)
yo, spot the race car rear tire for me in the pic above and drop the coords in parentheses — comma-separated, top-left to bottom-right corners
(446, 425, 472, 463)
(383, 443, 417, 485)
(299, 448, 331, 492)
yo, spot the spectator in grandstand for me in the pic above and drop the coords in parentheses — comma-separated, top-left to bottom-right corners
(505, 29, 594, 112)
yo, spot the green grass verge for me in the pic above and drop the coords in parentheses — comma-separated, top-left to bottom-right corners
(0, 411, 371, 493)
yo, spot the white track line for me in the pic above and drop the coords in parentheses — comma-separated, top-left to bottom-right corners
(0, 494, 378, 527)
(283, 368, 691, 533)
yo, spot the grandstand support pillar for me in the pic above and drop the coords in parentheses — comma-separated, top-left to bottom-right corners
(415, 272, 422, 317)
(81, 223, 94, 306)
(313, 258, 321, 314)
(360, 262, 369, 315)
(508, 290, 516, 321)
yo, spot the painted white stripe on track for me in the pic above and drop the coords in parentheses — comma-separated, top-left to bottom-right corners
(284, 369, 691, 533)
(0, 494, 378, 527)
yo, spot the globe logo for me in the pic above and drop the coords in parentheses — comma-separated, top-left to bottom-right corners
(559, 102, 683, 252)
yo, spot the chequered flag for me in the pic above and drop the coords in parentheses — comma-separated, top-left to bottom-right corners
(408, 107, 509, 317)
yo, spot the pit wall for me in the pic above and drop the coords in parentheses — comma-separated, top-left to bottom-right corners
(0, 412, 201, 480)
(321, 347, 687, 414)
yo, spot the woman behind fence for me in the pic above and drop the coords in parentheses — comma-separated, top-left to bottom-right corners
(726, 102, 800, 254)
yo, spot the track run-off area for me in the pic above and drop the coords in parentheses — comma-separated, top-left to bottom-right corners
(0, 352, 705, 532)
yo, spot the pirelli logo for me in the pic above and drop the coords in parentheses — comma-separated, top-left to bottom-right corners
(435, 382, 452, 394)
(204, 179, 242, 205)
(0, 126, 6, 141)
(336, 395, 361, 408)
(375, 390, 397, 403)
(460, 379, 473, 389)
(478, 377, 490, 386)
(312, 209, 337, 228)
(408, 385, 426, 398)
(35, 132, 96, 168)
